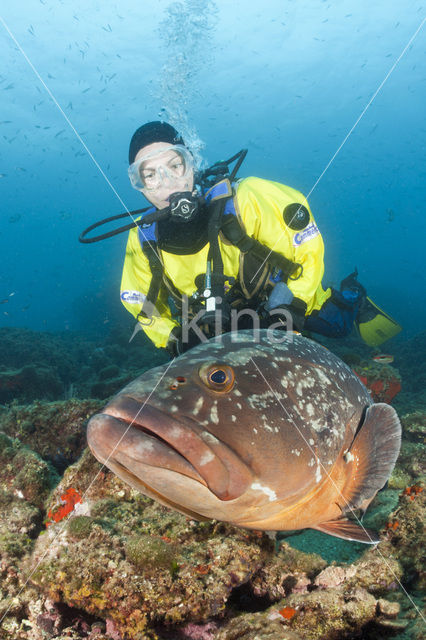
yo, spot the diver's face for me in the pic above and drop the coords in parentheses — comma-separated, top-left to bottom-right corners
(134, 142, 194, 210)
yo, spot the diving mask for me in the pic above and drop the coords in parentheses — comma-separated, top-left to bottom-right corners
(128, 144, 194, 193)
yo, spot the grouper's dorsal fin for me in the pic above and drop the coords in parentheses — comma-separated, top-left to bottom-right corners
(312, 519, 380, 544)
(343, 403, 401, 510)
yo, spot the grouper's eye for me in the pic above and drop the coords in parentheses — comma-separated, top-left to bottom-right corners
(199, 364, 235, 393)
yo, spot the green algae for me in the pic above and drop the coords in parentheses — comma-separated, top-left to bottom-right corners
(125, 534, 179, 573)
(67, 515, 95, 539)
(0, 530, 33, 559)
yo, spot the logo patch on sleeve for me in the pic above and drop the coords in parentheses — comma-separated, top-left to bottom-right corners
(120, 290, 146, 304)
(283, 203, 310, 230)
(293, 222, 320, 247)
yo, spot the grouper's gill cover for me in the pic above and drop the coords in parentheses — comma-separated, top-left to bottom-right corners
(87, 330, 401, 543)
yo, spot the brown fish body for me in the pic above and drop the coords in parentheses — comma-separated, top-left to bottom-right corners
(87, 331, 401, 543)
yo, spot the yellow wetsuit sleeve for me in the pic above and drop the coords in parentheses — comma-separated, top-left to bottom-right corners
(120, 227, 178, 348)
(235, 177, 328, 314)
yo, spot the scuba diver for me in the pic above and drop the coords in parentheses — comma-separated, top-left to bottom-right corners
(80, 120, 401, 356)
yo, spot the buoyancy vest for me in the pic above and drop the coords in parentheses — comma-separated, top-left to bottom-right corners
(136, 179, 302, 321)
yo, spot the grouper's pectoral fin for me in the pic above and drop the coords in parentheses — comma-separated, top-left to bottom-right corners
(342, 402, 402, 510)
(311, 403, 401, 545)
(312, 519, 380, 544)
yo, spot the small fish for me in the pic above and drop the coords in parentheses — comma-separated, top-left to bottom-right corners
(87, 330, 401, 544)
(373, 354, 394, 364)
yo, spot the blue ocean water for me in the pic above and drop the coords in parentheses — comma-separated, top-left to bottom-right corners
(0, 0, 425, 337)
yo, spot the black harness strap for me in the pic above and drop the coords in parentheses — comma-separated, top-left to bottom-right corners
(137, 241, 164, 321)
(207, 199, 227, 298)
(221, 214, 303, 286)
(138, 186, 303, 320)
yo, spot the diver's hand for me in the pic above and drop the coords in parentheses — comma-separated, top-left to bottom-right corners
(166, 325, 208, 358)
(266, 297, 307, 333)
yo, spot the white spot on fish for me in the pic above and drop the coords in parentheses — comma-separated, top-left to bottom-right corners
(291, 449, 301, 456)
(201, 431, 220, 445)
(137, 440, 155, 453)
(315, 368, 331, 386)
(234, 389, 242, 396)
(309, 438, 314, 445)
(231, 415, 236, 422)
(210, 404, 219, 425)
(170, 405, 179, 413)
(193, 396, 204, 416)
(315, 458, 322, 483)
(344, 450, 354, 463)
(251, 482, 277, 502)
(306, 404, 314, 416)
(200, 451, 214, 466)
(310, 419, 325, 433)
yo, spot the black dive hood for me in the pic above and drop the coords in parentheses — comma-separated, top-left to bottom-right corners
(78, 149, 247, 244)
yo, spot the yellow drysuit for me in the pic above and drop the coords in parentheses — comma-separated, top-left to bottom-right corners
(121, 177, 331, 348)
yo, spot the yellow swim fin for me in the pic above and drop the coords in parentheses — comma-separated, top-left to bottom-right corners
(356, 297, 402, 347)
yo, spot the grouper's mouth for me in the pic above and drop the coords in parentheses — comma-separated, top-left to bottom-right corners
(87, 395, 253, 501)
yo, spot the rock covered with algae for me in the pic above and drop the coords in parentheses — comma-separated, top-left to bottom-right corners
(0, 404, 423, 640)
(383, 480, 425, 590)
(384, 410, 425, 590)
(0, 398, 103, 472)
(28, 448, 277, 638)
(392, 411, 426, 486)
(12, 445, 412, 640)
(0, 431, 58, 636)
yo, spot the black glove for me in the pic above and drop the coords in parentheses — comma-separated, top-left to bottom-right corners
(266, 297, 307, 333)
(166, 325, 208, 358)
